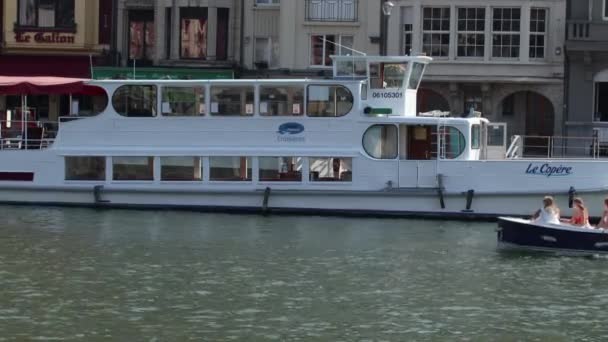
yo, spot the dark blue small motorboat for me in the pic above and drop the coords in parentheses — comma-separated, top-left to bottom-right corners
(497, 217, 608, 255)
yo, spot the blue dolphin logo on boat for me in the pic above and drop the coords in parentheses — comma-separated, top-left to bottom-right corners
(277, 122, 305, 135)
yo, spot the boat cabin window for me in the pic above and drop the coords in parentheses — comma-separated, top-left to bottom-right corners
(370, 63, 408, 89)
(259, 86, 304, 116)
(471, 124, 481, 149)
(210, 86, 255, 116)
(306, 85, 353, 117)
(161, 157, 203, 181)
(161, 87, 206, 116)
(65, 157, 105, 181)
(259, 157, 302, 182)
(209, 157, 252, 181)
(408, 63, 425, 90)
(438, 126, 466, 159)
(363, 124, 398, 159)
(112, 156, 154, 181)
(112, 85, 157, 117)
(309, 157, 352, 182)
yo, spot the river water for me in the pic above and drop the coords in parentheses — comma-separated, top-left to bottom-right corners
(0, 205, 607, 341)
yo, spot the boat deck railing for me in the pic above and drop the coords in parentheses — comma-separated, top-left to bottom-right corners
(0, 119, 57, 150)
(506, 135, 602, 159)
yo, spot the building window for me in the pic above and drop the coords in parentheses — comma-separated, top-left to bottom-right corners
(362, 124, 398, 159)
(112, 85, 157, 117)
(216, 8, 229, 61)
(256, 0, 279, 4)
(309, 157, 352, 182)
(210, 86, 255, 116)
(129, 10, 155, 63)
(457, 8, 485, 57)
(310, 34, 353, 67)
(255, 37, 279, 68)
(180, 8, 208, 59)
(259, 86, 304, 116)
(161, 157, 202, 181)
(17, 0, 75, 29)
(161, 87, 205, 116)
(529, 8, 547, 59)
(422, 7, 450, 57)
(65, 157, 105, 181)
(492, 8, 521, 58)
(306, 0, 357, 22)
(209, 157, 252, 181)
(403, 24, 413, 55)
(112, 157, 154, 181)
(259, 157, 302, 182)
(605, 0, 608, 19)
(595, 83, 608, 121)
(307, 85, 353, 117)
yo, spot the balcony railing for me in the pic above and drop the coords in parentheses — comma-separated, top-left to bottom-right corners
(305, 0, 358, 22)
(567, 20, 608, 41)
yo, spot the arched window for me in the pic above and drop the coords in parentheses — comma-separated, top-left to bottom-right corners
(439, 126, 466, 159)
(362, 124, 398, 159)
(307, 85, 353, 117)
(112, 85, 157, 117)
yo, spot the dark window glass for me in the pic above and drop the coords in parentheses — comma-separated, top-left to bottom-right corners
(112, 85, 157, 117)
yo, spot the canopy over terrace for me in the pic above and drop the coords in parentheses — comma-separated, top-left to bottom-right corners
(0, 76, 103, 95)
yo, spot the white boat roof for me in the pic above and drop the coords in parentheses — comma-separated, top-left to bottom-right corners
(87, 78, 365, 86)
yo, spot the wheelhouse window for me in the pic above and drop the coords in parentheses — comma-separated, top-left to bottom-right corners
(112, 85, 157, 117)
(259, 86, 304, 116)
(307, 85, 353, 117)
(129, 10, 155, 63)
(408, 63, 425, 90)
(162, 87, 205, 116)
(112, 157, 154, 181)
(309, 157, 352, 182)
(210, 86, 255, 116)
(457, 8, 485, 58)
(422, 7, 450, 57)
(209, 157, 252, 181)
(65, 157, 105, 181)
(259, 157, 302, 182)
(310, 34, 353, 67)
(161, 157, 202, 181)
(18, 0, 75, 29)
(363, 125, 398, 159)
(492, 8, 521, 58)
(471, 124, 481, 149)
(180, 8, 208, 59)
(529, 8, 547, 59)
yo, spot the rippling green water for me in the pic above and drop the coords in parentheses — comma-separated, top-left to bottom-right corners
(0, 206, 607, 341)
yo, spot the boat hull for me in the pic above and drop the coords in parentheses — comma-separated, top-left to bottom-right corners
(497, 217, 608, 254)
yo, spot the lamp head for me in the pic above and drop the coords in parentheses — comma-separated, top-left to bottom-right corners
(382, 1, 395, 16)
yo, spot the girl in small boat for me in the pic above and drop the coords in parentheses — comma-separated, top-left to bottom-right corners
(561, 197, 590, 227)
(532, 196, 560, 225)
(596, 198, 608, 229)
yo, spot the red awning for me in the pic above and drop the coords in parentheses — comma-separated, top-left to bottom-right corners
(0, 76, 105, 95)
(0, 55, 91, 78)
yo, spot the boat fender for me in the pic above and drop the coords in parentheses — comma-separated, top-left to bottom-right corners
(568, 186, 576, 208)
(464, 189, 475, 211)
(437, 174, 445, 209)
(262, 187, 271, 216)
(93, 185, 110, 204)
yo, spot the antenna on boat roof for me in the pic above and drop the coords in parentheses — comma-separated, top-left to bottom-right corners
(321, 38, 367, 56)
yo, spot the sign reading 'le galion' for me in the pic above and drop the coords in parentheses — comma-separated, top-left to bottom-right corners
(15, 32, 75, 44)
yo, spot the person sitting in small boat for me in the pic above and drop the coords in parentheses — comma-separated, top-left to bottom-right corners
(531, 196, 560, 225)
(596, 198, 608, 229)
(561, 197, 590, 227)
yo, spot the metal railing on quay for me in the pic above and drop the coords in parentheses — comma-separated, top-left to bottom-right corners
(507, 135, 602, 159)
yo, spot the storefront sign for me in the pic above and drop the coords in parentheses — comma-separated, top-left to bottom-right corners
(15, 32, 75, 44)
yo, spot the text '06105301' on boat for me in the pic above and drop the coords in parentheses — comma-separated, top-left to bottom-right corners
(1, 55, 607, 219)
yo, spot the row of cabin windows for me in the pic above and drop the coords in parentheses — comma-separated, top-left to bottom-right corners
(362, 124, 477, 160)
(111, 85, 354, 118)
(65, 156, 353, 183)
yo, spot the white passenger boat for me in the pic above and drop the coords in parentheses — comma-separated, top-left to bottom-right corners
(0, 55, 607, 219)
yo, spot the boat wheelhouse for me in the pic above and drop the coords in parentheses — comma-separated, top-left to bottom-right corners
(0, 55, 607, 219)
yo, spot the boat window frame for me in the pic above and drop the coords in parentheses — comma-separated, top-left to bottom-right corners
(208, 156, 253, 182)
(258, 85, 305, 117)
(64, 156, 106, 181)
(160, 156, 204, 182)
(471, 124, 481, 150)
(160, 86, 207, 117)
(111, 84, 158, 118)
(309, 157, 353, 183)
(111, 156, 155, 181)
(209, 85, 256, 117)
(306, 84, 354, 118)
(362, 124, 399, 160)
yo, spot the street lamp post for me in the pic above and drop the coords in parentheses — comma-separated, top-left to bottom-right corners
(379, 0, 394, 56)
